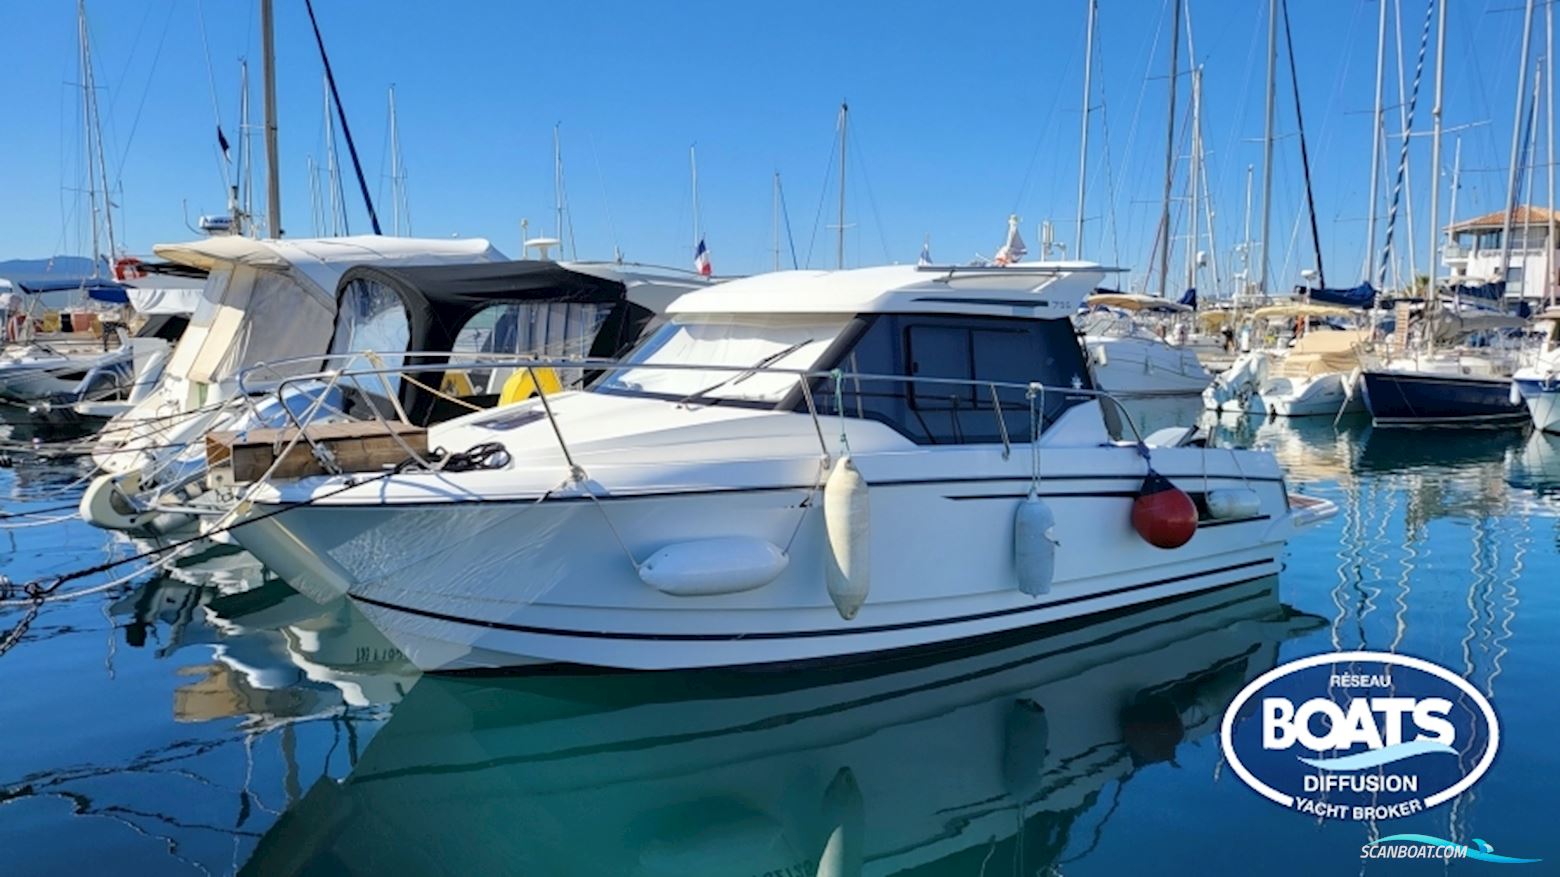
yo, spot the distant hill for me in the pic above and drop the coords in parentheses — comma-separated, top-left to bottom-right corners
(0, 256, 101, 285)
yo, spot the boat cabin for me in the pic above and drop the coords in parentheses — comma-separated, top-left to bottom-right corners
(595, 264, 1110, 444)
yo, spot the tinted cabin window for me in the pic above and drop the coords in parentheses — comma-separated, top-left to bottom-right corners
(815, 314, 1092, 445)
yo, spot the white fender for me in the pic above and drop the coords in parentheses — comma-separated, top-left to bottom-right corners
(1511, 380, 1524, 406)
(638, 537, 789, 596)
(1206, 488, 1262, 520)
(1013, 492, 1059, 596)
(823, 455, 870, 620)
(79, 471, 157, 532)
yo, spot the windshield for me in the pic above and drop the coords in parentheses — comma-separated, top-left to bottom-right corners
(597, 314, 850, 403)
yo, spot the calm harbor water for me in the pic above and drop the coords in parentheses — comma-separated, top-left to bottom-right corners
(3, 403, 1560, 875)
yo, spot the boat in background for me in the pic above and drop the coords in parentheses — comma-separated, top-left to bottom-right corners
(224, 263, 1334, 672)
(1079, 292, 1211, 396)
(1358, 308, 1530, 426)
(75, 235, 505, 533)
(78, 255, 707, 536)
(1202, 304, 1368, 418)
(1513, 307, 1560, 433)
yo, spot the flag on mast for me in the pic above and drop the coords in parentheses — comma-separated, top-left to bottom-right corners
(217, 126, 231, 161)
(993, 214, 1027, 266)
(694, 238, 712, 276)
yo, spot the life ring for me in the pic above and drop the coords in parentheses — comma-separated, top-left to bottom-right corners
(113, 256, 146, 281)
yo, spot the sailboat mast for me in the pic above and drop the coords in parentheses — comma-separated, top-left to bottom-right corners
(1158, 0, 1182, 297)
(1187, 65, 1202, 292)
(324, 79, 344, 235)
(1259, 0, 1277, 295)
(1241, 163, 1254, 295)
(772, 172, 782, 272)
(1425, 0, 1448, 298)
(76, 0, 101, 271)
(389, 85, 402, 236)
(1075, 0, 1096, 259)
(689, 144, 700, 253)
(554, 124, 566, 249)
(261, 0, 281, 237)
(1364, 0, 1387, 280)
(239, 59, 253, 234)
(1498, 0, 1538, 298)
(838, 101, 848, 270)
(82, 6, 117, 263)
(1548, 0, 1556, 308)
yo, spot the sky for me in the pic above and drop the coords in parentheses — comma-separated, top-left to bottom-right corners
(0, 0, 1550, 296)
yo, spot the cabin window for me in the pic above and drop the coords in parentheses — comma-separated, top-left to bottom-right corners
(455, 302, 612, 396)
(332, 278, 412, 365)
(597, 314, 850, 403)
(815, 314, 1093, 445)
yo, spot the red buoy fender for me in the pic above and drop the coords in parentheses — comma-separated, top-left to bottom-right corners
(1131, 470, 1197, 549)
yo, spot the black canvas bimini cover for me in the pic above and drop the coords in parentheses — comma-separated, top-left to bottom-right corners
(331, 260, 655, 422)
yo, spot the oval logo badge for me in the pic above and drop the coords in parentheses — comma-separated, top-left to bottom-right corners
(1220, 650, 1499, 822)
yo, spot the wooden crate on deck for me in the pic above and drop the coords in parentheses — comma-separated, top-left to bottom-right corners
(206, 420, 428, 484)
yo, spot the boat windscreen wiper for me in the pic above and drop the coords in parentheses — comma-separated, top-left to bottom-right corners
(676, 338, 814, 406)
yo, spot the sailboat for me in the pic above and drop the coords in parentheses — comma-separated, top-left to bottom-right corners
(1360, 0, 1533, 426)
(0, 1, 139, 408)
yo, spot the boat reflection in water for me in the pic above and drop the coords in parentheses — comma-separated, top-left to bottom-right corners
(1506, 431, 1560, 497)
(245, 577, 1320, 875)
(113, 572, 419, 722)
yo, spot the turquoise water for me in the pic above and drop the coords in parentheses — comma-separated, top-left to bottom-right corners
(3, 405, 1560, 874)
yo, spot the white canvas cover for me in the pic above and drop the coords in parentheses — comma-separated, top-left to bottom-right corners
(154, 235, 503, 386)
(126, 286, 204, 316)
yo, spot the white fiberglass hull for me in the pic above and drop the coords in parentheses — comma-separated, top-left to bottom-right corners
(1259, 372, 1363, 418)
(1514, 374, 1560, 433)
(1086, 336, 1211, 396)
(234, 420, 1329, 672)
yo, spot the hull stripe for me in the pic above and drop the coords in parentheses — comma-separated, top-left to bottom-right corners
(349, 557, 1278, 643)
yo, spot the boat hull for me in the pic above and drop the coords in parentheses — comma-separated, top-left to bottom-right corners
(1359, 369, 1527, 426)
(1514, 377, 1560, 433)
(235, 458, 1325, 673)
(1086, 337, 1211, 396)
(1261, 372, 1363, 418)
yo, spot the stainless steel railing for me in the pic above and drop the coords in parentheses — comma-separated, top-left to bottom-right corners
(228, 350, 1151, 483)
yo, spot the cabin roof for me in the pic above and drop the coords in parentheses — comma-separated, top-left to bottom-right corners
(666, 263, 1110, 320)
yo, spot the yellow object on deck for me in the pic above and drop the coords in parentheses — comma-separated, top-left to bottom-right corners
(440, 371, 475, 397)
(499, 367, 563, 405)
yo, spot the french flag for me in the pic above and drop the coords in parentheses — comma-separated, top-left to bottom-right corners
(694, 238, 712, 276)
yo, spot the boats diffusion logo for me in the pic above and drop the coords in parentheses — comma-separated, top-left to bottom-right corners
(1220, 651, 1499, 822)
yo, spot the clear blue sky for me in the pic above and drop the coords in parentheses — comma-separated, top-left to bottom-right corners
(0, 0, 1547, 294)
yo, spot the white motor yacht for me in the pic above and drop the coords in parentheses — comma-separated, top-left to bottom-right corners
(1078, 292, 1211, 396)
(1206, 327, 1370, 418)
(225, 263, 1335, 672)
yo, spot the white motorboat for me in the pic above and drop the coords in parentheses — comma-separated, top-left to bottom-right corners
(77, 235, 507, 533)
(1512, 307, 1560, 433)
(1078, 292, 1211, 396)
(1205, 327, 1369, 418)
(240, 576, 1322, 875)
(226, 263, 1336, 672)
(79, 255, 707, 536)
